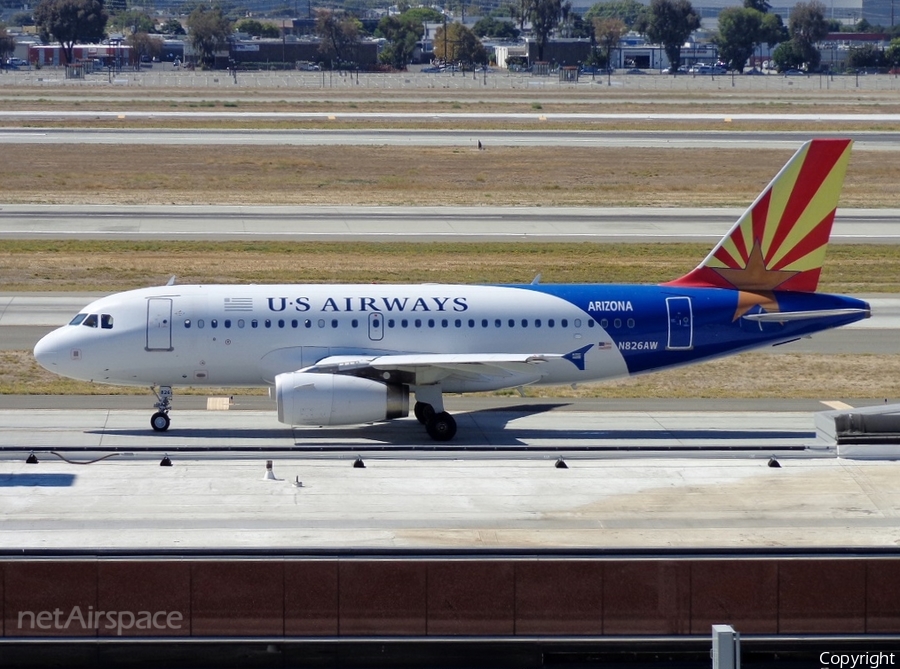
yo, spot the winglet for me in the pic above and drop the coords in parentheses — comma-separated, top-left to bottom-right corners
(664, 139, 853, 293)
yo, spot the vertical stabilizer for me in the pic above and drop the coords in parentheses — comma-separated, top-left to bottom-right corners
(665, 138, 853, 293)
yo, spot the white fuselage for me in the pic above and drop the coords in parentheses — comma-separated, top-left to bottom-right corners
(33, 284, 632, 392)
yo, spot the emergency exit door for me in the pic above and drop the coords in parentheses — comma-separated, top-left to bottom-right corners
(666, 296, 693, 350)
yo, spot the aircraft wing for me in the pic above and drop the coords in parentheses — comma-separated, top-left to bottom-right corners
(301, 352, 565, 386)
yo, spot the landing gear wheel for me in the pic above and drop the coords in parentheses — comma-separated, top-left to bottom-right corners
(426, 412, 456, 442)
(150, 411, 170, 432)
(414, 401, 435, 425)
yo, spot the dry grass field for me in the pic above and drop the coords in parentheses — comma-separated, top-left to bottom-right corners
(0, 144, 897, 208)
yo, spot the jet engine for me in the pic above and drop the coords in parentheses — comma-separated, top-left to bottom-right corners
(275, 372, 409, 426)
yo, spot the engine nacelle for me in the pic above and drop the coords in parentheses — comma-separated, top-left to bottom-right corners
(275, 372, 409, 426)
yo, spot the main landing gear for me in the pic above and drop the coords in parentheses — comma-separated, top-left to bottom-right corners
(150, 385, 172, 432)
(414, 401, 457, 442)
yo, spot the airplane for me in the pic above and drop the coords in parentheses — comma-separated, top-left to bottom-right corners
(33, 138, 870, 441)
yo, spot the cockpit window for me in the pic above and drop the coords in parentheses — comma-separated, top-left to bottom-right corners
(82, 314, 99, 328)
(101, 314, 114, 329)
(69, 314, 87, 326)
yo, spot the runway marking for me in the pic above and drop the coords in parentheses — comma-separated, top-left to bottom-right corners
(821, 400, 854, 410)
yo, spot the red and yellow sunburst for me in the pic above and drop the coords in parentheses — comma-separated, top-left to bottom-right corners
(666, 139, 853, 294)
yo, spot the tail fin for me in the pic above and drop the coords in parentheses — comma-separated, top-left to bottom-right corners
(665, 138, 853, 293)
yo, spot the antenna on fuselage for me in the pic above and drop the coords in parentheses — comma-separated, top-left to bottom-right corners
(166, 275, 177, 286)
(531, 273, 542, 285)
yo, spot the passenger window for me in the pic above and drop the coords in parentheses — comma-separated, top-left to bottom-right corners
(69, 314, 87, 326)
(535, 319, 541, 328)
(388, 319, 395, 328)
(318, 319, 325, 328)
(224, 319, 231, 328)
(101, 314, 114, 329)
(331, 319, 338, 328)
(588, 320, 595, 328)
(482, 319, 488, 328)
(401, 319, 408, 328)
(198, 319, 205, 329)
(264, 319, 271, 328)
(627, 318, 635, 328)
(468, 319, 474, 328)
(428, 319, 435, 328)
(574, 319, 582, 328)
(279, 319, 285, 328)
(508, 319, 515, 328)
(441, 319, 448, 328)
(211, 319, 218, 329)
(304, 320, 312, 328)
(548, 319, 555, 328)
(614, 318, 622, 328)
(495, 319, 501, 328)
(561, 319, 568, 328)
(521, 319, 528, 328)
(238, 319, 245, 328)
(352, 319, 359, 328)
(415, 319, 422, 328)
(600, 318, 609, 328)
(291, 320, 298, 328)
(252, 319, 258, 328)
(184, 319, 191, 329)
(82, 314, 98, 328)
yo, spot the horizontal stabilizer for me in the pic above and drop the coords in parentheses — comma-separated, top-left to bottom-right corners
(742, 308, 870, 322)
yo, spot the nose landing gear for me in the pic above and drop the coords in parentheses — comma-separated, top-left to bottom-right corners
(150, 386, 173, 432)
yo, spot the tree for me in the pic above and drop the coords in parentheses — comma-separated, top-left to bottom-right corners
(0, 23, 15, 61)
(760, 12, 788, 48)
(473, 15, 519, 39)
(593, 16, 625, 76)
(771, 38, 806, 70)
(376, 13, 421, 69)
(108, 8, 155, 33)
(400, 6, 444, 24)
(314, 9, 361, 67)
(584, 0, 645, 29)
(185, 4, 232, 68)
(714, 6, 762, 71)
(886, 37, 900, 66)
(787, 0, 827, 69)
(11, 11, 35, 26)
(635, 0, 700, 73)
(743, 0, 770, 11)
(127, 31, 162, 62)
(34, 0, 108, 65)
(527, 0, 562, 61)
(235, 18, 279, 38)
(160, 18, 186, 35)
(848, 42, 885, 68)
(433, 22, 487, 67)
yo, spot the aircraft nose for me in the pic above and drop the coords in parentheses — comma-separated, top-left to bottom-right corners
(34, 331, 61, 372)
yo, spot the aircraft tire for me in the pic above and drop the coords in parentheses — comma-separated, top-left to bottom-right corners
(426, 412, 456, 441)
(414, 401, 435, 425)
(150, 411, 170, 432)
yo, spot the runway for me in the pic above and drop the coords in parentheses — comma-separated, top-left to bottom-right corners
(2, 205, 899, 242)
(1, 127, 899, 149)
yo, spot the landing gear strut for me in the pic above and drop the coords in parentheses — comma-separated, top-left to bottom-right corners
(150, 386, 172, 432)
